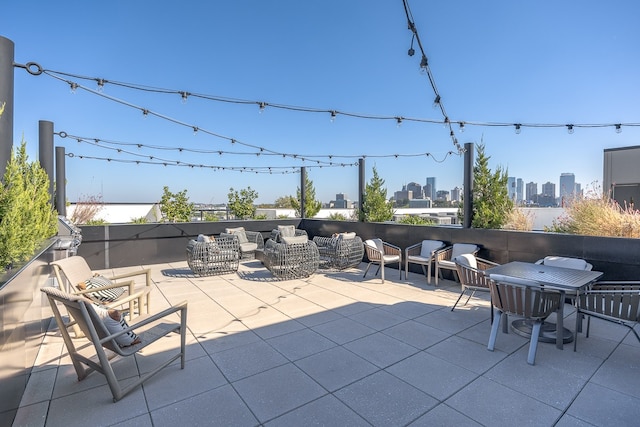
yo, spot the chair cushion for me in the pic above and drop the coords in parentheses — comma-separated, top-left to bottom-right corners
(277, 225, 296, 238)
(239, 242, 258, 252)
(339, 232, 357, 240)
(281, 235, 308, 245)
(454, 253, 477, 269)
(420, 240, 444, 257)
(226, 227, 248, 244)
(79, 275, 125, 303)
(197, 234, 212, 243)
(542, 256, 588, 270)
(451, 243, 478, 259)
(93, 305, 140, 347)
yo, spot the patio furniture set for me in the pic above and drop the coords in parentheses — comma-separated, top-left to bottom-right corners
(44, 238, 640, 403)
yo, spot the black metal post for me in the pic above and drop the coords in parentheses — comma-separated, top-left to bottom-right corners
(463, 142, 474, 228)
(55, 146, 66, 216)
(358, 158, 365, 221)
(39, 120, 54, 207)
(300, 167, 306, 219)
(0, 36, 14, 180)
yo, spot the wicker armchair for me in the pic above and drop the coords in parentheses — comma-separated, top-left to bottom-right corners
(313, 233, 364, 270)
(263, 235, 320, 280)
(269, 225, 308, 242)
(186, 235, 240, 276)
(220, 227, 264, 259)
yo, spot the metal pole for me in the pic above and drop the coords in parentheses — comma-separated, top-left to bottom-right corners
(39, 120, 54, 207)
(0, 36, 14, 179)
(358, 158, 365, 221)
(463, 142, 474, 228)
(300, 167, 306, 219)
(55, 146, 66, 216)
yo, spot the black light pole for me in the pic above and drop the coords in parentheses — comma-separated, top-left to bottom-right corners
(300, 167, 306, 219)
(358, 158, 365, 221)
(55, 146, 66, 216)
(463, 142, 474, 228)
(39, 120, 54, 207)
(0, 36, 14, 179)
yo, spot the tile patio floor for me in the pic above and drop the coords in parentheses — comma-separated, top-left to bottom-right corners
(12, 260, 640, 426)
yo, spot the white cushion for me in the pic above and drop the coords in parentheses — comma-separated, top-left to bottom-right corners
(365, 238, 384, 252)
(281, 235, 308, 245)
(420, 240, 444, 257)
(277, 225, 296, 238)
(197, 234, 211, 243)
(542, 256, 589, 270)
(339, 232, 357, 240)
(454, 253, 477, 269)
(226, 227, 248, 244)
(451, 243, 478, 259)
(93, 305, 140, 347)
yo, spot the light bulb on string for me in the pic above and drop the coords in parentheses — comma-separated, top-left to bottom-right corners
(616, 124, 622, 134)
(396, 117, 403, 127)
(433, 95, 441, 109)
(96, 79, 105, 92)
(180, 92, 188, 104)
(142, 109, 149, 119)
(408, 34, 415, 56)
(330, 111, 337, 122)
(459, 122, 465, 133)
(419, 55, 428, 74)
(567, 124, 574, 134)
(193, 126, 198, 136)
(258, 102, 266, 113)
(514, 123, 521, 134)
(69, 82, 78, 94)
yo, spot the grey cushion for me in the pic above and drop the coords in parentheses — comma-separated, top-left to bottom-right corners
(451, 243, 478, 259)
(281, 235, 308, 245)
(277, 225, 296, 238)
(454, 253, 477, 269)
(420, 240, 444, 257)
(541, 256, 589, 270)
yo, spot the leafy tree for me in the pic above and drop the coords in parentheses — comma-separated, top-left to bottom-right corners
(291, 175, 322, 218)
(397, 216, 435, 225)
(359, 166, 394, 222)
(227, 186, 258, 219)
(469, 143, 513, 228)
(0, 140, 57, 269)
(159, 186, 194, 222)
(274, 195, 295, 208)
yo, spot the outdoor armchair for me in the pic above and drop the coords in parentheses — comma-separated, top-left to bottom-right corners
(574, 281, 640, 351)
(263, 234, 320, 280)
(404, 239, 445, 284)
(313, 232, 364, 270)
(220, 227, 264, 259)
(488, 274, 563, 365)
(453, 254, 498, 315)
(50, 255, 152, 317)
(363, 238, 402, 283)
(433, 243, 479, 285)
(186, 234, 240, 276)
(41, 286, 187, 402)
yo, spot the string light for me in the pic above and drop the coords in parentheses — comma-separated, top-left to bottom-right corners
(180, 91, 188, 104)
(616, 124, 622, 134)
(567, 124, 574, 134)
(330, 110, 337, 122)
(396, 117, 403, 127)
(69, 82, 78, 94)
(258, 102, 266, 113)
(96, 78, 105, 92)
(515, 123, 521, 134)
(459, 122, 465, 133)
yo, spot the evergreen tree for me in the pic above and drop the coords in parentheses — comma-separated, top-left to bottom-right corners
(227, 186, 258, 219)
(0, 140, 57, 269)
(359, 166, 394, 222)
(470, 143, 513, 228)
(159, 186, 194, 222)
(291, 174, 322, 218)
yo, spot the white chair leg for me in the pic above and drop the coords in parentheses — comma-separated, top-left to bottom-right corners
(527, 321, 542, 365)
(488, 311, 502, 351)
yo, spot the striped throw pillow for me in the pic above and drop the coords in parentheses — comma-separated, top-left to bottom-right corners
(81, 275, 125, 303)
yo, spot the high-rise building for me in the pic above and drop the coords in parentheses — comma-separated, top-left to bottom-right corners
(539, 181, 557, 207)
(451, 186, 462, 203)
(526, 182, 538, 203)
(560, 173, 576, 206)
(425, 177, 436, 200)
(436, 190, 450, 201)
(507, 177, 517, 201)
(332, 193, 350, 208)
(516, 178, 524, 203)
(406, 182, 424, 199)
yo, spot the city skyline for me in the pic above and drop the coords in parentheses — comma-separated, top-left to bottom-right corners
(2, 1, 639, 204)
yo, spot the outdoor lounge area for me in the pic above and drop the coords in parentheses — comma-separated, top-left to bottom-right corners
(12, 258, 640, 426)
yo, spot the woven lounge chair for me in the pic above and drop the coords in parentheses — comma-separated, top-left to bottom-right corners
(263, 234, 319, 280)
(186, 235, 240, 276)
(41, 286, 187, 402)
(313, 232, 364, 270)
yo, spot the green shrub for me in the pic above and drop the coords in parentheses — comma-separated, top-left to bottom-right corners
(328, 212, 347, 221)
(130, 216, 148, 224)
(0, 140, 57, 270)
(397, 216, 434, 225)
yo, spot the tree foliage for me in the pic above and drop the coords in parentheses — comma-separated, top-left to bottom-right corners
(360, 166, 394, 222)
(227, 186, 258, 219)
(291, 174, 322, 218)
(0, 140, 57, 269)
(273, 195, 295, 208)
(470, 143, 513, 228)
(159, 186, 194, 222)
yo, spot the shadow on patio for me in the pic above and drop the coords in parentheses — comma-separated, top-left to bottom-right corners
(13, 260, 640, 427)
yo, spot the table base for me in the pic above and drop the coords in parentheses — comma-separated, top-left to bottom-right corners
(510, 319, 573, 344)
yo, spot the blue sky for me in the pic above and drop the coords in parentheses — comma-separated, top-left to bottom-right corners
(2, 1, 639, 204)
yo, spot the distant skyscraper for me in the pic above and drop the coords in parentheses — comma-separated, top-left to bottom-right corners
(560, 173, 576, 206)
(425, 177, 436, 200)
(507, 177, 517, 201)
(541, 181, 556, 198)
(451, 186, 462, 203)
(406, 182, 423, 199)
(526, 182, 538, 203)
(436, 190, 450, 201)
(516, 178, 524, 203)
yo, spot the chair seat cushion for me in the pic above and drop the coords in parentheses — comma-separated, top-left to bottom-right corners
(382, 254, 400, 262)
(437, 259, 456, 269)
(239, 242, 258, 252)
(281, 235, 308, 245)
(407, 255, 432, 263)
(79, 275, 125, 303)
